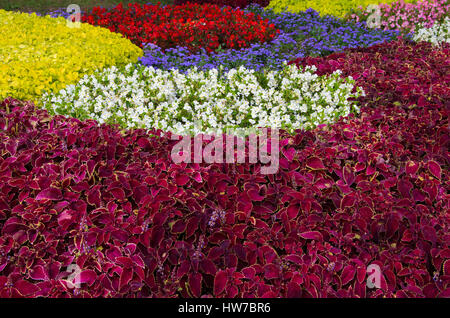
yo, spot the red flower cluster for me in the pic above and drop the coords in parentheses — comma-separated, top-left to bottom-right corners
(0, 40, 448, 298)
(82, 2, 279, 53)
(173, 0, 270, 8)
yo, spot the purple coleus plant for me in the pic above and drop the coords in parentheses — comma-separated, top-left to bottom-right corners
(0, 40, 448, 298)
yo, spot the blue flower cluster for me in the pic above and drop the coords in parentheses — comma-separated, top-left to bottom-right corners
(139, 5, 405, 72)
(28, 7, 83, 18)
(47, 7, 79, 18)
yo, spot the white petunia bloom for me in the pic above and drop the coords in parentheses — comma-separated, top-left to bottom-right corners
(413, 18, 450, 46)
(41, 63, 362, 136)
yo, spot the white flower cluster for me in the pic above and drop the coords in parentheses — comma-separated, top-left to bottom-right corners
(41, 63, 363, 135)
(413, 18, 450, 46)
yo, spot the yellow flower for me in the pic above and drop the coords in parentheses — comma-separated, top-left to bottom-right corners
(267, 0, 416, 17)
(0, 10, 143, 103)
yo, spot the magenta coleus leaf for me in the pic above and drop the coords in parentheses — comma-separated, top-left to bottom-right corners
(427, 160, 441, 179)
(340, 193, 357, 209)
(299, 231, 323, 241)
(343, 165, 355, 186)
(306, 157, 325, 170)
(405, 161, 419, 175)
(284, 254, 302, 265)
(214, 270, 227, 296)
(87, 186, 101, 206)
(57, 210, 72, 227)
(282, 147, 296, 161)
(35, 187, 62, 201)
(118, 267, 133, 291)
(287, 203, 300, 219)
(397, 179, 413, 198)
(248, 188, 264, 201)
(0, 276, 7, 289)
(438, 288, 450, 298)
(110, 188, 126, 201)
(443, 260, 450, 276)
(175, 174, 190, 186)
(261, 290, 277, 298)
(422, 225, 437, 243)
(15, 280, 39, 296)
(171, 219, 187, 234)
(264, 264, 280, 280)
(116, 257, 134, 268)
(188, 272, 202, 297)
(341, 265, 356, 286)
(29, 265, 48, 281)
(193, 172, 202, 183)
(242, 267, 256, 279)
(200, 259, 217, 276)
(79, 270, 97, 286)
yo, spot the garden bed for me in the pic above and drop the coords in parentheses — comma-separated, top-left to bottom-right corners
(0, 0, 448, 298)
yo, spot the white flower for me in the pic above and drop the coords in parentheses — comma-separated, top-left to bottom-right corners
(41, 63, 362, 136)
(413, 18, 450, 46)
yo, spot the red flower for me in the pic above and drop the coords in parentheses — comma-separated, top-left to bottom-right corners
(82, 2, 279, 54)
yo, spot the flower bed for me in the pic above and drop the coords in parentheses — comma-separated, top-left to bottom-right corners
(288, 38, 450, 108)
(348, 0, 450, 35)
(82, 3, 279, 53)
(41, 63, 363, 134)
(0, 39, 448, 295)
(174, 0, 270, 8)
(139, 5, 403, 72)
(0, 1, 449, 299)
(413, 17, 450, 45)
(0, 10, 142, 103)
(267, 0, 416, 18)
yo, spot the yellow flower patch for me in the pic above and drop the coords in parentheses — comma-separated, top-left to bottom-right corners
(0, 10, 143, 102)
(267, 0, 417, 18)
